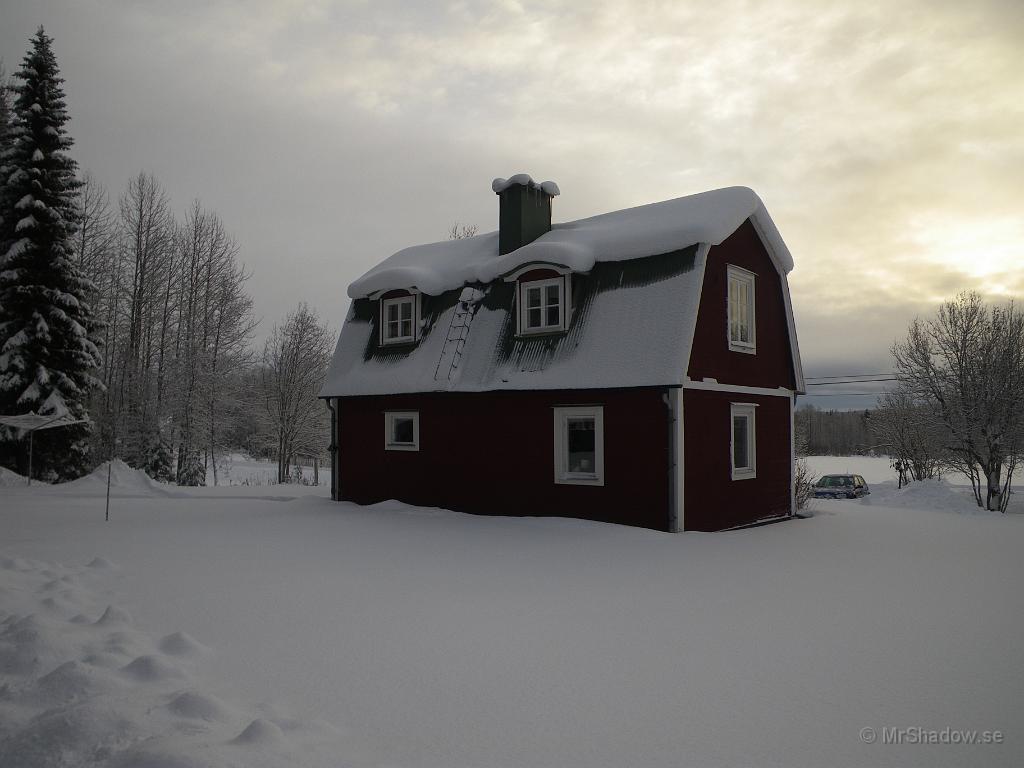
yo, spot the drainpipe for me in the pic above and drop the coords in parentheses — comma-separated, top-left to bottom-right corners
(326, 398, 338, 500)
(662, 387, 684, 532)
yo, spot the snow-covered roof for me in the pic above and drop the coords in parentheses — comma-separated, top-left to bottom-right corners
(323, 185, 802, 398)
(323, 246, 707, 397)
(348, 186, 791, 299)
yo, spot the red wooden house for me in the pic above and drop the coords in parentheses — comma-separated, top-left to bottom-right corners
(321, 176, 804, 531)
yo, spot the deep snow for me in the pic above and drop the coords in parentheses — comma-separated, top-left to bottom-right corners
(0, 457, 1021, 767)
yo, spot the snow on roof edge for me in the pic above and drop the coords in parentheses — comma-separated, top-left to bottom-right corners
(348, 186, 793, 300)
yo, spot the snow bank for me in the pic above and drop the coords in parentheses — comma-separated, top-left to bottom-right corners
(55, 459, 175, 497)
(864, 477, 994, 514)
(348, 185, 792, 298)
(0, 466, 28, 486)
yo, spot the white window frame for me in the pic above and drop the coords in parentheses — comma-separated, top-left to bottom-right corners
(384, 411, 419, 451)
(380, 294, 419, 346)
(727, 265, 756, 354)
(518, 276, 568, 336)
(553, 406, 604, 486)
(730, 403, 757, 480)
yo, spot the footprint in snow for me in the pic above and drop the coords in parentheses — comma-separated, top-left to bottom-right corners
(95, 605, 132, 626)
(86, 557, 117, 570)
(167, 690, 236, 723)
(120, 654, 186, 683)
(159, 631, 209, 658)
(230, 718, 286, 746)
(34, 659, 121, 704)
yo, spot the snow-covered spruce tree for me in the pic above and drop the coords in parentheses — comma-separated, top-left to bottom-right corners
(0, 62, 13, 149)
(0, 28, 100, 479)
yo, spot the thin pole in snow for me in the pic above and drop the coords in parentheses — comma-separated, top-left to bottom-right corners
(27, 429, 33, 486)
(106, 437, 117, 522)
(105, 458, 112, 522)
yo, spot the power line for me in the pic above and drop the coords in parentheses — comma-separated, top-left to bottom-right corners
(805, 372, 895, 380)
(804, 377, 897, 386)
(801, 391, 894, 397)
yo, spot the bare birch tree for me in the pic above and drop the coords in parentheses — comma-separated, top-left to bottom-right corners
(869, 390, 944, 487)
(893, 292, 1024, 511)
(259, 303, 331, 483)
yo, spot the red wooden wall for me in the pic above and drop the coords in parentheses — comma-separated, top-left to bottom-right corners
(688, 219, 796, 390)
(683, 389, 792, 531)
(337, 388, 672, 531)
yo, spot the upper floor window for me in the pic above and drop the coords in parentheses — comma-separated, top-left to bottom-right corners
(727, 265, 756, 354)
(381, 294, 418, 345)
(518, 276, 567, 335)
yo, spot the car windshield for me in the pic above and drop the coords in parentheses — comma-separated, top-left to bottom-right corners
(818, 475, 854, 487)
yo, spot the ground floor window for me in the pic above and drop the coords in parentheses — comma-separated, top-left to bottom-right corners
(553, 406, 604, 485)
(385, 411, 419, 451)
(730, 403, 756, 479)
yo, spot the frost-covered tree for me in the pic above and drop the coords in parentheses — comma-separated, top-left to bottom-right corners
(259, 304, 331, 483)
(0, 28, 100, 479)
(869, 390, 944, 487)
(893, 293, 1024, 511)
(0, 61, 12, 150)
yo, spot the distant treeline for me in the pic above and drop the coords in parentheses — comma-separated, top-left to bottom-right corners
(795, 405, 875, 456)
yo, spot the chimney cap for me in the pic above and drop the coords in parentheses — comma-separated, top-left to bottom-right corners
(492, 174, 560, 197)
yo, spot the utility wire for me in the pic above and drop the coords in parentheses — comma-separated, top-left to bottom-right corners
(803, 391, 894, 397)
(805, 372, 895, 380)
(804, 377, 897, 386)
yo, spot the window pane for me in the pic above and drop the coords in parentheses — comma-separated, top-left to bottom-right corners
(388, 304, 399, 322)
(393, 418, 414, 444)
(387, 320, 400, 339)
(729, 280, 739, 341)
(733, 415, 748, 468)
(546, 305, 560, 326)
(738, 284, 748, 341)
(400, 319, 412, 338)
(545, 284, 560, 306)
(567, 417, 595, 473)
(527, 287, 542, 308)
(400, 301, 412, 321)
(528, 307, 542, 328)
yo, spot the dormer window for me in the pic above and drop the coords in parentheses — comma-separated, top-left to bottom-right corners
(727, 265, 756, 353)
(380, 292, 419, 345)
(514, 271, 569, 336)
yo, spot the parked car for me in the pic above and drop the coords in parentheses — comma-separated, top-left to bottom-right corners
(814, 474, 870, 499)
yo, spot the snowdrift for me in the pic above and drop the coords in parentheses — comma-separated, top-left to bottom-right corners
(55, 459, 176, 497)
(0, 466, 29, 487)
(863, 477, 996, 514)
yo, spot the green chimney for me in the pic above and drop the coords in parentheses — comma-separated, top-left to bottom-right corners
(493, 175, 560, 255)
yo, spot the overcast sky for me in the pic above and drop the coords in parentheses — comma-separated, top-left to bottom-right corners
(2, 0, 1022, 407)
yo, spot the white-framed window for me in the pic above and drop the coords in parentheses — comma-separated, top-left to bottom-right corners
(518, 276, 567, 335)
(381, 294, 418, 345)
(730, 403, 756, 480)
(384, 411, 419, 451)
(553, 406, 604, 485)
(727, 265, 756, 353)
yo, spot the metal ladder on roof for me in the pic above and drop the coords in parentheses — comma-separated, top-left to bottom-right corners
(433, 288, 484, 383)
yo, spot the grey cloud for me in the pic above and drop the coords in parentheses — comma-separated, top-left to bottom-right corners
(1, 0, 1020, 395)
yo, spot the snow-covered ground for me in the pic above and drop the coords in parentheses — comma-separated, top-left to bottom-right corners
(1, 457, 1021, 767)
(204, 453, 328, 489)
